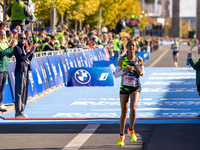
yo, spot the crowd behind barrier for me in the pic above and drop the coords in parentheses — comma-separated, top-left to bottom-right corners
(4, 48, 150, 105)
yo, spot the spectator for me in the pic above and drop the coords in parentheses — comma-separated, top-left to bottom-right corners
(0, 21, 9, 31)
(59, 37, 67, 53)
(7, 0, 34, 31)
(6, 30, 13, 43)
(0, 30, 16, 111)
(42, 36, 54, 51)
(25, 30, 34, 47)
(11, 29, 18, 45)
(14, 33, 40, 118)
(15, 25, 21, 34)
(113, 34, 120, 60)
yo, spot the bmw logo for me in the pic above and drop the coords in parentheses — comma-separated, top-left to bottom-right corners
(74, 69, 91, 84)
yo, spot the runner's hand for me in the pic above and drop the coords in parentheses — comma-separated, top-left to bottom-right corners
(123, 66, 134, 72)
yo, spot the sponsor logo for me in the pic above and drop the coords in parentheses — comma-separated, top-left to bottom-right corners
(36, 68, 42, 84)
(99, 73, 109, 81)
(74, 69, 91, 84)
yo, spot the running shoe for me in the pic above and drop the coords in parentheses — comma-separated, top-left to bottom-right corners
(127, 127, 137, 142)
(117, 135, 125, 146)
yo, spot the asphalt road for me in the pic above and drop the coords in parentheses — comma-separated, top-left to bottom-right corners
(0, 45, 200, 150)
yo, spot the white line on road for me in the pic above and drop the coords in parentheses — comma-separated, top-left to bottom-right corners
(62, 124, 100, 150)
(148, 50, 168, 67)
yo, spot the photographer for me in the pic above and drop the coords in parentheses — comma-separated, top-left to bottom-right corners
(7, 0, 34, 31)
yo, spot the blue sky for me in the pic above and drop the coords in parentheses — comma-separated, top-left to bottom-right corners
(180, 0, 196, 17)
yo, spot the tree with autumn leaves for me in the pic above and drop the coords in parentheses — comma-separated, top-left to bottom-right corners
(5, 0, 148, 32)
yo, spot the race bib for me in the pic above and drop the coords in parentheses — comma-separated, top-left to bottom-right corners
(122, 72, 137, 87)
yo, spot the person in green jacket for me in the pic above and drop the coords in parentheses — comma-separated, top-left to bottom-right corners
(188, 53, 200, 117)
(0, 30, 17, 111)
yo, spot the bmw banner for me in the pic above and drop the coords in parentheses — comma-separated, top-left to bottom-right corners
(42, 56, 55, 88)
(59, 55, 68, 84)
(48, 55, 64, 86)
(3, 79, 14, 104)
(8, 62, 16, 100)
(68, 67, 114, 86)
(31, 59, 45, 94)
(36, 57, 50, 90)
(96, 48, 107, 61)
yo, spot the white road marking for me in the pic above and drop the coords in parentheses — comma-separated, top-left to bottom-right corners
(148, 50, 168, 67)
(62, 124, 100, 150)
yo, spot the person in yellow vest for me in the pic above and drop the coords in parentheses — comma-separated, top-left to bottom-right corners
(7, 0, 34, 31)
(113, 34, 120, 60)
(41, 36, 54, 51)
(0, 30, 17, 111)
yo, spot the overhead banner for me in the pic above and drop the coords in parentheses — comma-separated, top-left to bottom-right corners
(3, 79, 13, 104)
(42, 56, 55, 88)
(47, 55, 64, 86)
(31, 59, 45, 95)
(36, 57, 50, 91)
(8, 62, 16, 100)
(59, 55, 69, 84)
(68, 67, 114, 86)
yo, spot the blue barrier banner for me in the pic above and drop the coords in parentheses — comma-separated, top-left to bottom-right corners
(135, 52, 146, 63)
(91, 49, 100, 61)
(36, 58, 50, 91)
(31, 59, 45, 94)
(42, 56, 55, 88)
(140, 51, 150, 60)
(28, 71, 36, 97)
(96, 48, 107, 61)
(3, 79, 13, 104)
(62, 53, 71, 70)
(59, 55, 69, 84)
(68, 67, 114, 86)
(82, 51, 92, 67)
(77, 51, 91, 67)
(74, 52, 85, 67)
(85, 51, 94, 67)
(93, 61, 118, 74)
(8, 62, 16, 100)
(93, 61, 118, 67)
(54, 55, 65, 84)
(48, 55, 64, 86)
(68, 53, 78, 68)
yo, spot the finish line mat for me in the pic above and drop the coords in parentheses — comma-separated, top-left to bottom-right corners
(1, 67, 200, 124)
